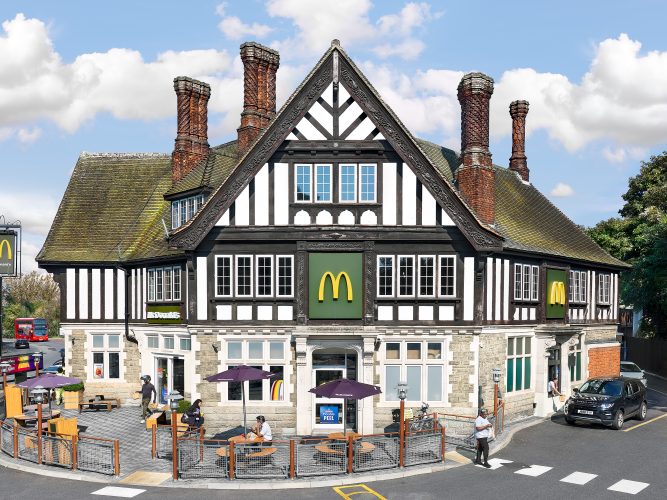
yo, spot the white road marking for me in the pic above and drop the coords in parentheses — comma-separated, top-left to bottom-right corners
(91, 486, 146, 498)
(475, 458, 513, 470)
(608, 480, 649, 495)
(514, 465, 552, 477)
(560, 471, 598, 485)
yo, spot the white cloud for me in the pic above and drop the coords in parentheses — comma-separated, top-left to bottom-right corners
(0, 191, 59, 237)
(216, 3, 273, 40)
(550, 182, 575, 197)
(266, 0, 439, 61)
(17, 127, 41, 143)
(0, 14, 234, 136)
(601, 146, 647, 164)
(490, 34, 667, 157)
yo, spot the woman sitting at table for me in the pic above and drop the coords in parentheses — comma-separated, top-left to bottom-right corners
(251, 415, 272, 444)
(182, 399, 205, 429)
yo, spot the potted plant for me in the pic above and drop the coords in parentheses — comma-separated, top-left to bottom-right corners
(62, 382, 85, 410)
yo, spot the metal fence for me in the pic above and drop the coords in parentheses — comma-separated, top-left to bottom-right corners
(155, 425, 174, 459)
(178, 437, 229, 479)
(233, 441, 290, 479)
(1, 421, 14, 456)
(16, 426, 38, 463)
(439, 413, 477, 448)
(404, 429, 443, 466)
(41, 434, 73, 469)
(77, 436, 118, 475)
(295, 438, 347, 477)
(352, 433, 399, 473)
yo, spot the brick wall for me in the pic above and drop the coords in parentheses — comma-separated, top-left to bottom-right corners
(588, 346, 620, 378)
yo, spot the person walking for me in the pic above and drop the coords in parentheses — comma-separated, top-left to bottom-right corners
(474, 408, 493, 468)
(137, 375, 156, 423)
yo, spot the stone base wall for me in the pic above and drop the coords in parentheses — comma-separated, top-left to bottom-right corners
(200, 404, 297, 437)
(69, 329, 87, 379)
(450, 335, 476, 408)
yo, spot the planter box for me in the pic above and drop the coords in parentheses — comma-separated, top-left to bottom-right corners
(63, 390, 83, 410)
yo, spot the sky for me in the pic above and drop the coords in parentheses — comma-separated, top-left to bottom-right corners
(1, 0, 666, 274)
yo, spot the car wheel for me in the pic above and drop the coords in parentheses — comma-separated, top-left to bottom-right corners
(565, 417, 575, 425)
(637, 402, 647, 421)
(611, 410, 624, 430)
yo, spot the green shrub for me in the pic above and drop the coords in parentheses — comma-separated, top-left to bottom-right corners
(62, 382, 84, 392)
(178, 400, 191, 413)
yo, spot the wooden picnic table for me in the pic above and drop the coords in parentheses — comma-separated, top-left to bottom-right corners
(78, 398, 121, 413)
(328, 431, 361, 440)
(14, 410, 61, 427)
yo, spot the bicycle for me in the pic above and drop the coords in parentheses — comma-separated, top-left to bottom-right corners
(409, 402, 435, 431)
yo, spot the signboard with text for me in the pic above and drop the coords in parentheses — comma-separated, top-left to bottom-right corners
(308, 253, 363, 319)
(147, 304, 182, 324)
(319, 405, 339, 424)
(546, 269, 567, 319)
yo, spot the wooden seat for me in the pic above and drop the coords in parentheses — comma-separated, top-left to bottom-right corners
(315, 444, 344, 456)
(145, 412, 164, 430)
(356, 441, 375, 454)
(246, 447, 277, 458)
(78, 398, 121, 413)
(216, 446, 230, 458)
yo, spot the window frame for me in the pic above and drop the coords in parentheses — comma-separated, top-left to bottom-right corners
(438, 255, 457, 298)
(506, 336, 532, 393)
(569, 270, 588, 304)
(513, 263, 539, 302)
(89, 333, 122, 381)
(339, 163, 358, 203)
(397, 255, 415, 298)
(377, 255, 395, 298)
(148, 265, 182, 303)
(276, 255, 294, 298)
(359, 163, 377, 203)
(417, 255, 436, 298)
(235, 255, 254, 298)
(314, 164, 332, 203)
(255, 255, 274, 298)
(294, 164, 312, 203)
(597, 273, 611, 304)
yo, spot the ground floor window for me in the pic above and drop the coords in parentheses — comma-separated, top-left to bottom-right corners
(90, 334, 121, 380)
(506, 336, 532, 392)
(383, 340, 446, 403)
(569, 337, 582, 382)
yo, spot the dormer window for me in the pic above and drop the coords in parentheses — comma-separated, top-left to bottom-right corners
(172, 194, 205, 229)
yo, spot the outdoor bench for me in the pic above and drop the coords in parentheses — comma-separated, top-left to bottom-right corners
(78, 398, 121, 413)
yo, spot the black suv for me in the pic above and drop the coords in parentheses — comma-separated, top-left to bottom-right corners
(563, 377, 647, 430)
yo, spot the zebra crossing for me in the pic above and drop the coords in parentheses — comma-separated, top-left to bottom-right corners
(475, 458, 650, 495)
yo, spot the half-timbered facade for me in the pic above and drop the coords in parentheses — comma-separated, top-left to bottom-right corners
(38, 41, 628, 435)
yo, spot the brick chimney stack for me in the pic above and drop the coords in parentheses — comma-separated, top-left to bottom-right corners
(237, 42, 280, 157)
(456, 72, 495, 225)
(171, 77, 211, 184)
(509, 100, 530, 182)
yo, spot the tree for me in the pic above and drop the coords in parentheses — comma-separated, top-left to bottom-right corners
(588, 152, 667, 338)
(1, 272, 60, 338)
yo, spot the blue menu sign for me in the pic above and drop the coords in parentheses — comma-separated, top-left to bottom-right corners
(320, 405, 339, 424)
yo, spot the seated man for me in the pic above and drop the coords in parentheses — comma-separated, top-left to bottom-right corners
(252, 415, 272, 444)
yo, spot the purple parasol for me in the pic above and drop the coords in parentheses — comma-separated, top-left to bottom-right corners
(206, 365, 273, 434)
(17, 373, 81, 390)
(309, 379, 381, 435)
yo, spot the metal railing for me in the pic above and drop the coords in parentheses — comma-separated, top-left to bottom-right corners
(233, 440, 290, 479)
(352, 433, 399, 473)
(177, 437, 229, 479)
(41, 434, 73, 468)
(154, 424, 174, 459)
(295, 438, 347, 477)
(77, 435, 119, 476)
(404, 428, 444, 466)
(1, 420, 14, 456)
(16, 426, 38, 463)
(439, 413, 477, 448)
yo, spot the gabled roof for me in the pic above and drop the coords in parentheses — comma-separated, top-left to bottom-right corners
(169, 42, 503, 252)
(37, 153, 181, 265)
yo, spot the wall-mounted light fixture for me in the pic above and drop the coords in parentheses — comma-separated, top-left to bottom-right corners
(212, 342, 220, 354)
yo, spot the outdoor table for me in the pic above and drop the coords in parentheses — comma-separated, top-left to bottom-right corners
(328, 431, 361, 440)
(14, 410, 61, 427)
(229, 435, 263, 444)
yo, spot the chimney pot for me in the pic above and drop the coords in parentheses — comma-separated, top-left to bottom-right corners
(456, 72, 495, 225)
(509, 100, 530, 182)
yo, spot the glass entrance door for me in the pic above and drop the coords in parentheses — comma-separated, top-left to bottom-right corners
(313, 367, 345, 429)
(155, 356, 185, 405)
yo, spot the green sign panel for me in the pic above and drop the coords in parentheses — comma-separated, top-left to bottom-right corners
(546, 269, 567, 319)
(147, 304, 182, 324)
(309, 253, 363, 319)
(0, 232, 16, 276)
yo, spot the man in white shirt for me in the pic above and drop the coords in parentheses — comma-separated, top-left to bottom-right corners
(474, 408, 493, 467)
(254, 415, 272, 443)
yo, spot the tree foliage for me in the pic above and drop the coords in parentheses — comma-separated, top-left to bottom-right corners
(1, 272, 60, 338)
(588, 152, 667, 337)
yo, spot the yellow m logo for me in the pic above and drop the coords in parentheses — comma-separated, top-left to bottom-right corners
(549, 281, 566, 305)
(0, 239, 12, 260)
(318, 271, 353, 302)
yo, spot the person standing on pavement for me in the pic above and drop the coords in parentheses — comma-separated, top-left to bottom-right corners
(137, 375, 156, 423)
(474, 408, 493, 468)
(548, 375, 561, 411)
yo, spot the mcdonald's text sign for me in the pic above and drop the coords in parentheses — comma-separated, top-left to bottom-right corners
(309, 253, 362, 319)
(0, 232, 17, 276)
(546, 269, 567, 319)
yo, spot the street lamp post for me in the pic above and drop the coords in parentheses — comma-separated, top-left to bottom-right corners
(492, 368, 501, 422)
(167, 390, 183, 481)
(397, 381, 408, 467)
(31, 386, 47, 465)
(32, 351, 43, 378)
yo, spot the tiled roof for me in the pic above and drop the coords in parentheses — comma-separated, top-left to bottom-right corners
(37, 153, 181, 265)
(164, 141, 238, 197)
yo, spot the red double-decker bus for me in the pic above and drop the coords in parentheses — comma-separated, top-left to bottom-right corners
(14, 318, 49, 342)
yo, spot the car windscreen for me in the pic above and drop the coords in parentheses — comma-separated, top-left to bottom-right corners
(579, 380, 623, 396)
(620, 363, 640, 373)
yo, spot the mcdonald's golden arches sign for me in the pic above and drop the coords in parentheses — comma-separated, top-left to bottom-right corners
(309, 253, 362, 319)
(0, 232, 17, 276)
(546, 269, 567, 319)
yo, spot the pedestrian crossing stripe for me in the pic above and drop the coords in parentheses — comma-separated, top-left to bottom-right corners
(560, 471, 597, 485)
(608, 480, 649, 495)
(333, 484, 387, 500)
(514, 465, 553, 477)
(91, 486, 145, 498)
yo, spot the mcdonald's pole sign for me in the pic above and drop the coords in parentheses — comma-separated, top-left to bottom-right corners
(309, 253, 362, 319)
(546, 269, 567, 319)
(0, 231, 17, 276)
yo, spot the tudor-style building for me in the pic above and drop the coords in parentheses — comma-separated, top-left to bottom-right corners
(38, 40, 627, 435)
